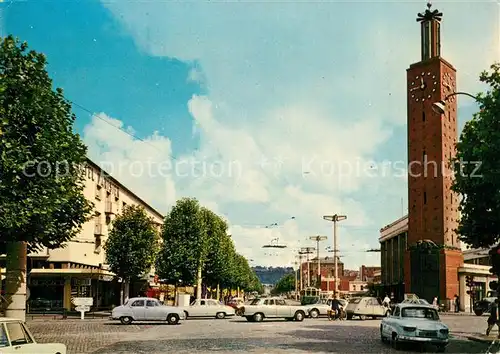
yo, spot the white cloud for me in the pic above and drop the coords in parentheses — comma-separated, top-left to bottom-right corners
(87, 1, 498, 269)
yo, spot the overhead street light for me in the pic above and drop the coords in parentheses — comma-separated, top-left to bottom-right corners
(432, 91, 479, 115)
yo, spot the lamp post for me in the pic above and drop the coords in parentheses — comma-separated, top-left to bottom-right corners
(309, 235, 327, 289)
(323, 215, 347, 293)
(432, 91, 479, 115)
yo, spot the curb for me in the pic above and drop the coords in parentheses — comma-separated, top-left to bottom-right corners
(465, 335, 499, 343)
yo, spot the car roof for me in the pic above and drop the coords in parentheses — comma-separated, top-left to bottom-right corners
(0, 317, 23, 322)
(396, 303, 436, 309)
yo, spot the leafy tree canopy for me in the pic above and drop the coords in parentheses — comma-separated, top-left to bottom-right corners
(104, 205, 159, 280)
(272, 273, 295, 295)
(156, 198, 206, 285)
(452, 63, 500, 249)
(0, 35, 92, 251)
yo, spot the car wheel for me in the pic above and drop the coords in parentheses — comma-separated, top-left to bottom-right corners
(120, 316, 133, 325)
(167, 314, 179, 325)
(294, 311, 305, 322)
(436, 344, 446, 353)
(253, 313, 264, 322)
(474, 309, 484, 316)
(309, 309, 319, 318)
(346, 314, 353, 320)
(391, 332, 400, 350)
(380, 326, 387, 343)
(245, 316, 253, 322)
(216, 312, 226, 319)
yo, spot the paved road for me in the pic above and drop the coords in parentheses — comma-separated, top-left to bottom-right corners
(30, 314, 494, 354)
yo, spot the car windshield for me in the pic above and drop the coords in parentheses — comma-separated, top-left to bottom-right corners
(401, 307, 439, 320)
(250, 298, 261, 305)
(349, 298, 361, 304)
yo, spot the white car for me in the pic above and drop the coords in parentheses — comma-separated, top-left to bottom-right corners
(111, 297, 185, 325)
(380, 303, 449, 352)
(239, 297, 308, 322)
(304, 298, 347, 318)
(0, 317, 66, 353)
(180, 299, 235, 319)
(345, 297, 391, 319)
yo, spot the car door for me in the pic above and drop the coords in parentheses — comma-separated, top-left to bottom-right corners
(130, 299, 146, 320)
(276, 299, 290, 317)
(371, 298, 385, 316)
(145, 299, 162, 320)
(262, 299, 276, 317)
(383, 306, 399, 337)
(206, 300, 219, 316)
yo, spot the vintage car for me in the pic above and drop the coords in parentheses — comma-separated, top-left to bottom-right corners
(111, 297, 185, 325)
(180, 298, 236, 319)
(304, 298, 347, 318)
(380, 303, 449, 352)
(345, 296, 391, 320)
(0, 317, 67, 353)
(227, 297, 245, 315)
(473, 297, 495, 316)
(239, 296, 308, 322)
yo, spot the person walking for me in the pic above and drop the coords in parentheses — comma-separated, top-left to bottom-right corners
(486, 299, 500, 337)
(454, 294, 460, 313)
(432, 296, 438, 310)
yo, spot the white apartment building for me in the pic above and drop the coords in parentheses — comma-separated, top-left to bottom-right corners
(4, 159, 164, 312)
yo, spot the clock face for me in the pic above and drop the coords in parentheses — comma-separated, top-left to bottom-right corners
(442, 72, 456, 103)
(409, 71, 438, 102)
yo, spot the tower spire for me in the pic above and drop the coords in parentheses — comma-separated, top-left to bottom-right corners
(416, 2, 443, 61)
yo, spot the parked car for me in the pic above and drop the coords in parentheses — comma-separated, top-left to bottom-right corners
(227, 297, 245, 315)
(0, 317, 67, 353)
(239, 297, 308, 322)
(180, 299, 235, 319)
(380, 303, 449, 352)
(304, 298, 347, 318)
(473, 297, 495, 316)
(345, 297, 391, 320)
(111, 297, 185, 325)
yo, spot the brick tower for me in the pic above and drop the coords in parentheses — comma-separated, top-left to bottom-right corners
(404, 3, 463, 302)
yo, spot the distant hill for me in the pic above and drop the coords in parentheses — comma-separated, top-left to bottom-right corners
(252, 266, 294, 285)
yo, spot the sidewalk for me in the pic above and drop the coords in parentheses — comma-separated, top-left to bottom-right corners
(27, 311, 111, 321)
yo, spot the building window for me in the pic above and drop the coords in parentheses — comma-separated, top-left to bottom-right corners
(95, 185, 102, 200)
(422, 111, 426, 122)
(424, 191, 427, 204)
(94, 235, 102, 254)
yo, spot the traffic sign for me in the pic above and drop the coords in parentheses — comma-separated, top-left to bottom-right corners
(72, 297, 93, 306)
(75, 305, 90, 312)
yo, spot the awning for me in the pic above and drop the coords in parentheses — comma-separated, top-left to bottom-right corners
(30, 268, 115, 277)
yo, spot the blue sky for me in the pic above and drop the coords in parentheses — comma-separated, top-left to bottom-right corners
(2, 0, 497, 268)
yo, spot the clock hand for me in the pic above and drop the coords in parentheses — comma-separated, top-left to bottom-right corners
(420, 77, 425, 89)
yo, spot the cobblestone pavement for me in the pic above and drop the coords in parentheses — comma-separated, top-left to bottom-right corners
(29, 315, 494, 354)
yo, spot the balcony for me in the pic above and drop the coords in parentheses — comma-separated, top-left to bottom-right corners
(105, 201, 116, 215)
(94, 223, 104, 235)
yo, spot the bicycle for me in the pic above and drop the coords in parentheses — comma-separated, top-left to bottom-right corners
(328, 308, 346, 321)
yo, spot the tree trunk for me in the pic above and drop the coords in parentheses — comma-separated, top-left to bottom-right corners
(196, 264, 202, 300)
(5, 242, 27, 321)
(123, 280, 130, 303)
(216, 284, 220, 301)
(174, 284, 177, 306)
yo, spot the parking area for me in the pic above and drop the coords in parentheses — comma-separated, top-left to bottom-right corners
(27, 314, 496, 353)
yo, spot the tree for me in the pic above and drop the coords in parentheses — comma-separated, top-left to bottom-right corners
(0, 36, 93, 319)
(104, 205, 159, 304)
(452, 63, 500, 249)
(202, 208, 232, 292)
(272, 273, 295, 295)
(156, 198, 208, 299)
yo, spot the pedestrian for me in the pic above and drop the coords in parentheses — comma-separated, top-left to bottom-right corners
(432, 296, 438, 309)
(486, 299, 500, 337)
(454, 294, 460, 313)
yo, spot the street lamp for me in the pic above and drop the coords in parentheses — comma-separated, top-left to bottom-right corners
(309, 235, 327, 289)
(323, 214, 347, 294)
(432, 91, 479, 115)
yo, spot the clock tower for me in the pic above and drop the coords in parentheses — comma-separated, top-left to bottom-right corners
(404, 3, 463, 302)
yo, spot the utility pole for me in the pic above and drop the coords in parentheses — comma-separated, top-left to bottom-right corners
(309, 235, 327, 289)
(300, 247, 314, 288)
(323, 215, 347, 293)
(294, 261, 299, 300)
